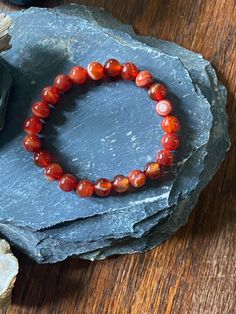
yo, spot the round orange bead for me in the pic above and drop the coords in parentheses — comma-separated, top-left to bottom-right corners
(161, 116, 180, 134)
(135, 70, 153, 88)
(148, 83, 167, 101)
(24, 116, 42, 134)
(54, 74, 72, 92)
(121, 62, 139, 80)
(45, 163, 63, 181)
(32, 101, 51, 119)
(87, 61, 104, 80)
(59, 174, 77, 192)
(94, 178, 112, 197)
(34, 150, 53, 168)
(41, 86, 60, 105)
(128, 170, 146, 188)
(112, 175, 130, 193)
(76, 180, 94, 197)
(144, 162, 161, 180)
(161, 133, 180, 150)
(104, 59, 121, 77)
(156, 150, 173, 166)
(69, 66, 88, 85)
(22, 134, 42, 152)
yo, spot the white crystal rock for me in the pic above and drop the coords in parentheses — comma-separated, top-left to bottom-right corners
(0, 14, 12, 53)
(0, 239, 18, 308)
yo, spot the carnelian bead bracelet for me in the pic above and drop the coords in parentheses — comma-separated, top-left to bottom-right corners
(22, 59, 180, 198)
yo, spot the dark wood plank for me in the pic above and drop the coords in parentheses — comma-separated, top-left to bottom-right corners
(1, 1, 235, 313)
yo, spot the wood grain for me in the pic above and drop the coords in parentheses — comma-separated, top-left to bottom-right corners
(1, 0, 236, 313)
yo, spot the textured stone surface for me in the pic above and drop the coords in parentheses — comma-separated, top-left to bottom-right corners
(0, 5, 230, 263)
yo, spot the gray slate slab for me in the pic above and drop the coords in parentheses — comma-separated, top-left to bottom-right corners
(0, 5, 230, 263)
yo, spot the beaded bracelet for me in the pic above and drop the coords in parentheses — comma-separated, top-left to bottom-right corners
(22, 59, 180, 198)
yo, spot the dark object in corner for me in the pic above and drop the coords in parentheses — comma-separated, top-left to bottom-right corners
(0, 14, 12, 131)
(0, 62, 12, 131)
(7, 0, 33, 5)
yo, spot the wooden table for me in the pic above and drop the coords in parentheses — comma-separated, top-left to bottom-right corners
(1, 1, 236, 313)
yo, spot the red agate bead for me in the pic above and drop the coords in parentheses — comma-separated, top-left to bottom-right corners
(32, 101, 51, 118)
(41, 86, 60, 105)
(148, 83, 167, 101)
(59, 174, 77, 192)
(121, 62, 138, 80)
(155, 99, 173, 117)
(161, 133, 180, 150)
(45, 163, 63, 181)
(76, 180, 94, 197)
(144, 162, 161, 179)
(135, 71, 153, 88)
(112, 175, 130, 193)
(161, 116, 180, 133)
(128, 170, 146, 188)
(69, 66, 88, 85)
(22, 134, 42, 152)
(94, 178, 112, 197)
(156, 150, 174, 166)
(87, 61, 104, 80)
(104, 59, 122, 77)
(34, 150, 53, 167)
(23, 116, 42, 134)
(54, 74, 72, 92)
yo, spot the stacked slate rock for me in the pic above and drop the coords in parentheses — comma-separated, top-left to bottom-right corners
(0, 5, 230, 263)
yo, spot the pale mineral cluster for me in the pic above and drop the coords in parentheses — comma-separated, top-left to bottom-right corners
(0, 240, 18, 308)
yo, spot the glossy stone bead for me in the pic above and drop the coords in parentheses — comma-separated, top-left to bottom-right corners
(22, 134, 42, 152)
(144, 162, 161, 180)
(104, 59, 121, 77)
(94, 178, 112, 197)
(69, 66, 88, 85)
(156, 150, 174, 166)
(32, 101, 51, 119)
(135, 70, 153, 88)
(121, 62, 139, 80)
(161, 116, 180, 133)
(54, 74, 72, 92)
(34, 150, 53, 168)
(155, 99, 173, 117)
(148, 83, 167, 101)
(112, 175, 130, 193)
(161, 133, 180, 150)
(76, 180, 94, 198)
(128, 170, 146, 188)
(87, 61, 104, 80)
(23, 116, 42, 134)
(45, 163, 63, 181)
(59, 174, 77, 192)
(41, 86, 60, 105)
